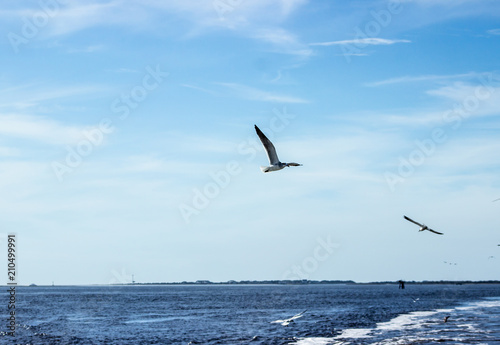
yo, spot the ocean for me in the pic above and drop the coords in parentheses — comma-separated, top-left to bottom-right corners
(1, 284, 499, 344)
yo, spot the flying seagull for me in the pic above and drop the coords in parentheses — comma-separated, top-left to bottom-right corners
(254, 125, 302, 173)
(404, 216, 443, 235)
(271, 310, 307, 326)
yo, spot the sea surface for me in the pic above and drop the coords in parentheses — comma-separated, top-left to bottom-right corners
(1, 284, 500, 344)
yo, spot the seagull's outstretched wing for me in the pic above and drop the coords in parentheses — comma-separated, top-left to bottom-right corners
(404, 215, 423, 227)
(289, 310, 307, 321)
(255, 125, 280, 165)
(427, 228, 443, 235)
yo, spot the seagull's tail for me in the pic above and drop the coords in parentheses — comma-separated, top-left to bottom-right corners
(260, 166, 270, 173)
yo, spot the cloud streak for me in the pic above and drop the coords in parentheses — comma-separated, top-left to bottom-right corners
(310, 38, 410, 46)
(0, 114, 88, 146)
(215, 82, 309, 103)
(365, 72, 482, 87)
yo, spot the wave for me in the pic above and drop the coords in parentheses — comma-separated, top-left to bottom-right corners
(292, 297, 500, 345)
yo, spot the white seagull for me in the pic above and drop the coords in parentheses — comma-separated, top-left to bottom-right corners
(271, 310, 307, 326)
(404, 216, 443, 235)
(254, 125, 302, 173)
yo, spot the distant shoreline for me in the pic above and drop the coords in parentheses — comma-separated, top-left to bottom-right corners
(117, 279, 500, 286)
(15, 279, 500, 287)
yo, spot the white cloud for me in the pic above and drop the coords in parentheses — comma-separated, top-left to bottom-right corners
(0, 146, 21, 157)
(365, 72, 479, 87)
(251, 27, 313, 57)
(67, 44, 105, 54)
(487, 28, 500, 35)
(310, 38, 410, 46)
(374, 79, 500, 127)
(4, 1, 312, 61)
(0, 83, 109, 111)
(215, 82, 309, 103)
(0, 114, 86, 145)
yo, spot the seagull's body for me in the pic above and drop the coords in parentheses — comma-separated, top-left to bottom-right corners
(404, 216, 443, 235)
(254, 125, 302, 173)
(271, 310, 306, 326)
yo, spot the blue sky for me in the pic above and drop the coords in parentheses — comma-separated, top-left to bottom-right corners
(1, 0, 500, 285)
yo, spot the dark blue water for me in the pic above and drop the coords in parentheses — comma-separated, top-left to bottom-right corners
(1, 284, 500, 344)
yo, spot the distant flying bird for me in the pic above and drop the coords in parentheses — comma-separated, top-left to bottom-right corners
(254, 125, 302, 173)
(404, 216, 443, 235)
(271, 310, 307, 326)
(411, 297, 420, 303)
(444, 315, 450, 323)
(493, 198, 500, 202)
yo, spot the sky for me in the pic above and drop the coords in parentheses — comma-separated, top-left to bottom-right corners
(1, 0, 500, 285)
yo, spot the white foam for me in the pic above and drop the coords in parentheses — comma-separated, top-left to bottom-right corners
(456, 299, 500, 311)
(336, 328, 372, 339)
(375, 310, 437, 331)
(290, 337, 338, 345)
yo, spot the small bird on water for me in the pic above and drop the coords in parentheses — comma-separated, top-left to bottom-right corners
(271, 310, 307, 326)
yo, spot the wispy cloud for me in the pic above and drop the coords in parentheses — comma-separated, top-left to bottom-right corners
(215, 82, 309, 103)
(379, 80, 500, 126)
(365, 72, 480, 87)
(0, 114, 87, 145)
(310, 38, 410, 46)
(251, 28, 313, 57)
(67, 44, 105, 54)
(487, 28, 500, 35)
(181, 84, 219, 96)
(0, 146, 21, 157)
(0, 83, 110, 111)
